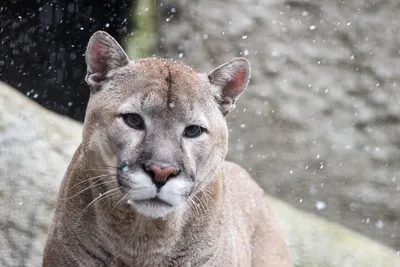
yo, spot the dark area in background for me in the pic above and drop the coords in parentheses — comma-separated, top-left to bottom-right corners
(0, 0, 131, 121)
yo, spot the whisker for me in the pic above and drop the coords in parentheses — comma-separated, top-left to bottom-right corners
(112, 192, 131, 211)
(200, 186, 216, 206)
(192, 193, 207, 215)
(184, 198, 194, 216)
(74, 187, 120, 229)
(92, 164, 118, 169)
(63, 180, 116, 200)
(84, 168, 117, 172)
(187, 196, 201, 217)
(66, 174, 117, 194)
(200, 186, 214, 198)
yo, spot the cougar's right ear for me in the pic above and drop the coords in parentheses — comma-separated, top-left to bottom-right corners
(85, 31, 129, 93)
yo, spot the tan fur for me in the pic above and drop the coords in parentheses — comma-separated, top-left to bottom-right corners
(43, 31, 292, 267)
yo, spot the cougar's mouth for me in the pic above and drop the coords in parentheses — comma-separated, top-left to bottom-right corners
(134, 197, 173, 207)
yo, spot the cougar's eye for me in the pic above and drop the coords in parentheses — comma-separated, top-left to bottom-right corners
(122, 113, 145, 130)
(183, 125, 204, 138)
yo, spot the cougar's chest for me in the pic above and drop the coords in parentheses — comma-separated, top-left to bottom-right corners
(96, 211, 184, 266)
(99, 221, 212, 267)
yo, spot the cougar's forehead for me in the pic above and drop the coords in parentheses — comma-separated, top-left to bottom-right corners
(113, 59, 211, 115)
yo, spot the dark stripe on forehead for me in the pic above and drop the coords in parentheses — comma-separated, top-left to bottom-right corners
(166, 64, 172, 108)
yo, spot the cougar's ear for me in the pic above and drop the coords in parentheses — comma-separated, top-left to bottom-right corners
(85, 31, 129, 92)
(208, 58, 250, 115)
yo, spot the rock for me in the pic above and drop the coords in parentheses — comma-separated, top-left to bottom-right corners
(0, 82, 399, 266)
(156, 0, 400, 250)
(0, 82, 81, 267)
(271, 196, 400, 267)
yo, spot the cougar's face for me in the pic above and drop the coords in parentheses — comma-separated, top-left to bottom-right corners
(83, 31, 249, 218)
(84, 60, 228, 218)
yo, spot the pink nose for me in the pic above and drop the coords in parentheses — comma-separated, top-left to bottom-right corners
(148, 165, 179, 183)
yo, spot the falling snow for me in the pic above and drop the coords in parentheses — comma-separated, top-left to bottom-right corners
(316, 201, 327, 210)
(1, 0, 399, 264)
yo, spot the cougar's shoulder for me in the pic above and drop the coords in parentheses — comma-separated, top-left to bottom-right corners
(221, 160, 267, 229)
(222, 160, 264, 199)
(222, 160, 292, 266)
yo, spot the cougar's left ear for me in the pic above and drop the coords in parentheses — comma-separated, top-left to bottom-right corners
(208, 58, 250, 115)
(85, 31, 129, 93)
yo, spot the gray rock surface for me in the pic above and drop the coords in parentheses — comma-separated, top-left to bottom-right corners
(157, 0, 400, 250)
(0, 82, 82, 267)
(271, 196, 400, 267)
(0, 81, 399, 266)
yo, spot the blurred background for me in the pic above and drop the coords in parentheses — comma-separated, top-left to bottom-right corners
(1, 0, 400, 266)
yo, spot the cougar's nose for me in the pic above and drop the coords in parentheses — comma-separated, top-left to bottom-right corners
(144, 164, 180, 189)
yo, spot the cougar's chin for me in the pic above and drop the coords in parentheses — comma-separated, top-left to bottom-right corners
(129, 197, 177, 218)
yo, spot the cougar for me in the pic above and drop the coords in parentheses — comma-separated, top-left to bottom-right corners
(42, 31, 292, 267)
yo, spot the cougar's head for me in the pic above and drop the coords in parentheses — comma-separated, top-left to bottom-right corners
(82, 31, 250, 218)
